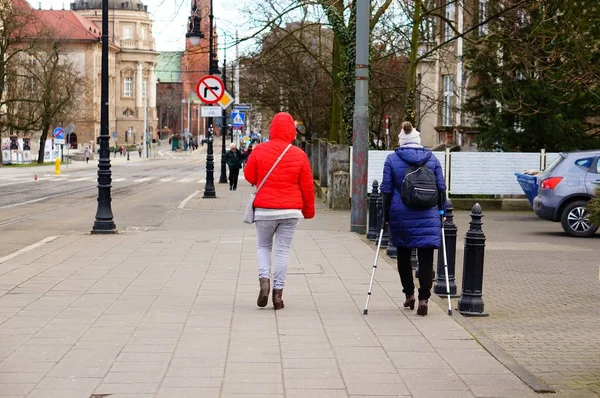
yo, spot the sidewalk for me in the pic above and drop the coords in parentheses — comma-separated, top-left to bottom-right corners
(0, 180, 539, 397)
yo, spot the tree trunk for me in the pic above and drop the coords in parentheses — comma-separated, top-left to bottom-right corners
(403, 0, 421, 127)
(37, 124, 50, 164)
(329, 35, 343, 143)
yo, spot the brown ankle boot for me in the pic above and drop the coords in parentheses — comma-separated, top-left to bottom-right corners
(416, 300, 428, 316)
(272, 289, 284, 310)
(403, 295, 415, 310)
(257, 278, 270, 307)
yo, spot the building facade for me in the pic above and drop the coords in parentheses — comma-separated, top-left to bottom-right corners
(416, 0, 485, 150)
(69, 0, 158, 149)
(156, 0, 218, 144)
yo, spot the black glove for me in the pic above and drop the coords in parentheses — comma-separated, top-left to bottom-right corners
(382, 193, 392, 225)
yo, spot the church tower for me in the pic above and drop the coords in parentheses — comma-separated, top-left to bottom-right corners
(180, 0, 218, 139)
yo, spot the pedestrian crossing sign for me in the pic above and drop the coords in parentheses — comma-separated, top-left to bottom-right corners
(232, 111, 245, 128)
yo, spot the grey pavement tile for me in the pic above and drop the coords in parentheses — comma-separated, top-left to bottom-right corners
(156, 388, 221, 398)
(0, 383, 35, 395)
(378, 335, 436, 353)
(345, 381, 409, 396)
(26, 388, 95, 398)
(0, 361, 55, 373)
(166, 366, 224, 378)
(221, 395, 284, 398)
(35, 377, 101, 389)
(436, 349, 511, 375)
(409, 390, 476, 398)
(284, 377, 346, 390)
(121, 344, 176, 353)
(284, 368, 342, 379)
(102, 370, 167, 383)
(160, 377, 222, 388)
(225, 363, 282, 374)
(170, 357, 227, 367)
(285, 389, 349, 398)
(469, 384, 540, 398)
(224, 372, 282, 383)
(282, 358, 339, 369)
(116, 352, 173, 363)
(6, 345, 70, 362)
(94, 382, 161, 394)
(222, 381, 284, 394)
(46, 364, 109, 378)
(109, 361, 170, 373)
(0, 372, 45, 384)
(389, 351, 452, 370)
(459, 372, 529, 386)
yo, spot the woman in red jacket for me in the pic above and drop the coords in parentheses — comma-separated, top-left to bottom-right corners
(244, 112, 315, 310)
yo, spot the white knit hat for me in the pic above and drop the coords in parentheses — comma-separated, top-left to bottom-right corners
(399, 129, 421, 146)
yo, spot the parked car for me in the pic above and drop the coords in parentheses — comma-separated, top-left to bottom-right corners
(533, 150, 600, 237)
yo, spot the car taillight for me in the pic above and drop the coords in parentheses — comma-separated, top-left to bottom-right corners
(540, 177, 563, 189)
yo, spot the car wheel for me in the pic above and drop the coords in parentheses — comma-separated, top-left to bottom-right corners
(560, 200, 598, 237)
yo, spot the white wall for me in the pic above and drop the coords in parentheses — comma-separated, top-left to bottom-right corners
(368, 150, 560, 195)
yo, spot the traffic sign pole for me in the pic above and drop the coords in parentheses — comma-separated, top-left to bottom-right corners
(219, 55, 228, 184)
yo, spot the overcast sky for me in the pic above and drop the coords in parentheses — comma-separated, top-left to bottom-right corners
(36, 0, 249, 57)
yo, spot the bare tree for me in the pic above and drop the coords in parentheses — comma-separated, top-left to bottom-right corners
(16, 40, 85, 163)
(0, 0, 43, 165)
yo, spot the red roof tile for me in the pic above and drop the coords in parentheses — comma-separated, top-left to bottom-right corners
(35, 10, 101, 41)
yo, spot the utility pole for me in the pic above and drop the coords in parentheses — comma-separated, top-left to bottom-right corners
(350, 0, 370, 234)
(202, 0, 217, 198)
(218, 37, 228, 184)
(92, 0, 117, 234)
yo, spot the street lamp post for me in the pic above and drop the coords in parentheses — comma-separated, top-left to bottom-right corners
(218, 41, 228, 184)
(92, 0, 116, 234)
(202, 0, 217, 198)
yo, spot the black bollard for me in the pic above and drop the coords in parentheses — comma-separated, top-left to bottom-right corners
(457, 203, 488, 316)
(435, 199, 458, 296)
(386, 234, 397, 258)
(367, 180, 380, 241)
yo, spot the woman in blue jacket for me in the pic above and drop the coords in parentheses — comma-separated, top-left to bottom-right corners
(380, 122, 447, 316)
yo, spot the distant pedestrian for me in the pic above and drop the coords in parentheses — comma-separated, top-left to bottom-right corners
(224, 143, 243, 190)
(114, 146, 117, 157)
(244, 112, 315, 310)
(84, 147, 90, 164)
(138, 146, 142, 158)
(380, 121, 447, 316)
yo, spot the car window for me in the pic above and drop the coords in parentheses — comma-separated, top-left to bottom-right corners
(574, 157, 593, 171)
(594, 158, 600, 174)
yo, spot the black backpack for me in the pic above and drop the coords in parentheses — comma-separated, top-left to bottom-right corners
(399, 155, 438, 209)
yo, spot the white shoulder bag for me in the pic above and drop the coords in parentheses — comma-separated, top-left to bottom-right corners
(243, 144, 292, 224)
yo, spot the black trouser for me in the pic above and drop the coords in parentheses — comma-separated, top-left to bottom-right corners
(397, 247, 434, 301)
(229, 167, 239, 189)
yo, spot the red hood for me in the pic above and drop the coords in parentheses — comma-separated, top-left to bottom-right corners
(269, 112, 296, 143)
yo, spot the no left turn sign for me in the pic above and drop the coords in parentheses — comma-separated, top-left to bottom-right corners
(196, 75, 225, 105)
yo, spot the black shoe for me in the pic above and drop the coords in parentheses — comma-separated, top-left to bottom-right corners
(229, 186, 233, 190)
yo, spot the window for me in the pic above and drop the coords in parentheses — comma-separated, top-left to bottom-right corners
(123, 77, 133, 97)
(478, 0, 489, 36)
(443, 75, 454, 126)
(142, 79, 147, 98)
(27, 54, 36, 65)
(421, 17, 435, 42)
(122, 26, 132, 40)
(595, 158, 600, 174)
(122, 108, 135, 117)
(27, 76, 35, 91)
(444, 1, 454, 41)
(575, 158, 593, 171)
(141, 26, 147, 41)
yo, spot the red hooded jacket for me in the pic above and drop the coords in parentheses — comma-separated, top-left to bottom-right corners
(244, 113, 315, 219)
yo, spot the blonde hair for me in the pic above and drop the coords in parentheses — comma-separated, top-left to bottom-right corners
(401, 121, 413, 134)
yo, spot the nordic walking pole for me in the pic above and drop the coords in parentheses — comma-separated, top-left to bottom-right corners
(363, 226, 385, 315)
(441, 214, 453, 315)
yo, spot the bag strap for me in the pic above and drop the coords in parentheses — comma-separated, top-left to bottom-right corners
(255, 144, 292, 193)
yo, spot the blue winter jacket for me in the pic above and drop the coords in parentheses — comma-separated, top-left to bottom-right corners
(379, 146, 447, 248)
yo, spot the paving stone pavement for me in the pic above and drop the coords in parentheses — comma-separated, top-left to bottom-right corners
(0, 183, 541, 397)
